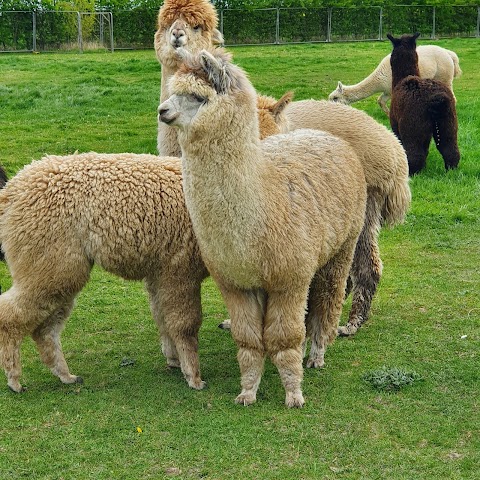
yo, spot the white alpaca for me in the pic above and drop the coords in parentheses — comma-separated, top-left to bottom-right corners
(0, 153, 209, 393)
(256, 95, 411, 336)
(154, 0, 223, 156)
(159, 49, 367, 407)
(328, 45, 461, 115)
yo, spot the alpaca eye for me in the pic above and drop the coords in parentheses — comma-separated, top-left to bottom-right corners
(193, 25, 201, 31)
(192, 94, 206, 103)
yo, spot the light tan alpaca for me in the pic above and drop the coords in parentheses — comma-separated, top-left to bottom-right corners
(328, 45, 461, 115)
(255, 95, 411, 336)
(154, 0, 223, 156)
(0, 153, 209, 393)
(159, 49, 367, 407)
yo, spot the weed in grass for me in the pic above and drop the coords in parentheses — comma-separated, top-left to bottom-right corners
(362, 366, 423, 392)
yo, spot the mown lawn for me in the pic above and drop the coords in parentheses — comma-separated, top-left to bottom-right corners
(0, 38, 479, 479)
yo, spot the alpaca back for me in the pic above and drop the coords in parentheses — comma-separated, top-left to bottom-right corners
(416, 45, 460, 85)
(283, 100, 410, 226)
(0, 153, 204, 281)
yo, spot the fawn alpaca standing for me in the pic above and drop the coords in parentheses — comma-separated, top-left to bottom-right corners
(256, 95, 410, 336)
(388, 33, 460, 175)
(0, 153, 208, 393)
(159, 49, 367, 407)
(155, 0, 223, 156)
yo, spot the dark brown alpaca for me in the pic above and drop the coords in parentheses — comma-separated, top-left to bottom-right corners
(387, 32, 460, 175)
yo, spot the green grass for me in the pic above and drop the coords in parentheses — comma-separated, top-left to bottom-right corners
(0, 38, 479, 479)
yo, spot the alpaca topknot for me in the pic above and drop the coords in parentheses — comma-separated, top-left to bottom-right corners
(158, 0, 218, 32)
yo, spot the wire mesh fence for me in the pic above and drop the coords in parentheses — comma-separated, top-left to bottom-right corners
(0, 5, 479, 53)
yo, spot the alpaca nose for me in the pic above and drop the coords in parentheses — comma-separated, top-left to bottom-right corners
(171, 28, 186, 47)
(158, 106, 179, 125)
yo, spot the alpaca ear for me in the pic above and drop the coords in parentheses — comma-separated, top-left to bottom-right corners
(272, 91, 294, 118)
(386, 32, 401, 47)
(176, 47, 194, 63)
(199, 49, 229, 94)
(212, 28, 224, 46)
(337, 81, 344, 93)
(413, 32, 421, 41)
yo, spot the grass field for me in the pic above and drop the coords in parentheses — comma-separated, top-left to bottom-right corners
(0, 38, 479, 479)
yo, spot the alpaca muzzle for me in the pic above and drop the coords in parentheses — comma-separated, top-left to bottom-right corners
(159, 106, 179, 125)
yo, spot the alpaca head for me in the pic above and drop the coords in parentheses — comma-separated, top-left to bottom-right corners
(158, 48, 258, 141)
(328, 81, 348, 104)
(387, 32, 421, 81)
(155, 0, 224, 69)
(256, 92, 293, 139)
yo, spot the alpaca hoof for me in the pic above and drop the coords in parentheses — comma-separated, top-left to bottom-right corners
(74, 376, 84, 384)
(337, 324, 358, 337)
(285, 391, 305, 408)
(167, 358, 181, 369)
(306, 357, 324, 369)
(188, 379, 207, 390)
(218, 319, 231, 330)
(8, 383, 26, 393)
(235, 392, 256, 406)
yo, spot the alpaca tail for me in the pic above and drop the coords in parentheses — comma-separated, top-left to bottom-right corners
(381, 153, 411, 227)
(447, 50, 462, 78)
(427, 91, 454, 119)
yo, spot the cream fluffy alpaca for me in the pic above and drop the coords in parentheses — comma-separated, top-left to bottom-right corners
(159, 49, 367, 407)
(328, 45, 461, 115)
(0, 153, 208, 393)
(0, 164, 6, 263)
(154, 0, 223, 157)
(256, 96, 411, 336)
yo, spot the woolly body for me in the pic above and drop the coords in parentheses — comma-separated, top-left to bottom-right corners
(0, 165, 6, 263)
(159, 49, 367, 407)
(257, 96, 410, 335)
(0, 152, 208, 392)
(328, 45, 461, 115)
(154, 0, 223, 156)
(388, 33, 460, 175)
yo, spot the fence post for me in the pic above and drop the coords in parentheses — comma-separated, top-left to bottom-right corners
(77, 12, 83, 52)
(327, 8, 332, 42)
(219, 9, 224, 39)
(432, 6, 436, 39)
(109, 12, 114, 52)
(379, 7, 383, 40)
(477, 6, 480, 38)
(276, 8, 280, 44)
(32, 10, 37, 52)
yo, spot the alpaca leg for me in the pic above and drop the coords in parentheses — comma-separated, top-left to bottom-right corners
(434, 115, 460, 171)
(339, 194, 383, 336)
(218, 282, 266, 406)
(377, 93, 390, 116)
(32, 299, 83, 385)
(145, 276, 205, 390)
(0, 324, 24, 393)
(146, 280, 179, 368)
(264, 289, 307, 408)
(306, 238, 357, 367)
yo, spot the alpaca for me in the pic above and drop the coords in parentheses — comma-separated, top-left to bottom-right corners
(388, 33, 460, 175)
(252, 94, 411, 336)
(0, 153, 209, 393)
(159, 49, 367, 407)
(0, 165, 6, 264)
(154, 0, 223, 157)
(328, 45, 462, 115)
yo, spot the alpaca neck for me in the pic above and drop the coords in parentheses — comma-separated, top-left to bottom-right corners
(178, 112, 268, 284)
(343, 61, 389, 99)
(160, 64, 177, 101)
(391, 54, 420, 88)
(158, 64, 182, 157)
